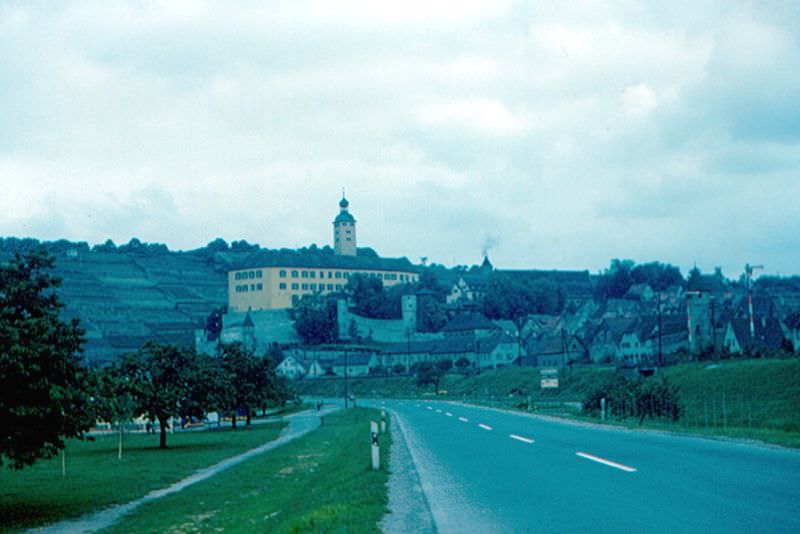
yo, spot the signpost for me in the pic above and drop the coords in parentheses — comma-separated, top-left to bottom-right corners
(540, 368, 559, 389)
(370, 421, 380, 470)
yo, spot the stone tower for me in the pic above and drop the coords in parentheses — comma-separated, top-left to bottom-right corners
(333, 194, 357, 256)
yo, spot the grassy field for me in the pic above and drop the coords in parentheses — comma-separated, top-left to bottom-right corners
(296, 358, 800, 447)
(0, 421, 285, 532)
(108, 408, 390, 534)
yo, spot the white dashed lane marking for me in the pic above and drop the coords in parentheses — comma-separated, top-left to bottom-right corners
(509, 434, 535, 444)
(576, 452, 637, 473)
(436, 409, 442, 413)
(426, 406, 433, 410)
(445, 412, 453, 417)
(478, 423, 493, 431)
(458, 417, 469, 422)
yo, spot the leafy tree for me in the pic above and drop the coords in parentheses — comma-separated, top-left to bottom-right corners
(418, 296, 447, 332)
(436, 359, 453, 373)
(687, 266, 703, 292)
(346, 274, 400, 318)
(392, 363, 406, 375)
(293, 297, 338, 344)
(415, 361, 445, 393)
(630, 262, 684, 291)
(594, 259, 635, 300)
(93, 366, 137, 459)
(455, 357, 471, 373)
(0, 249, 95, 469)
(120, 342, 197, 448)
(205, 307, 224, 341)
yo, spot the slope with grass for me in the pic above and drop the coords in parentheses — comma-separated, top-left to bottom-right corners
(0, 422, 284, 532)
(108, 408, 390, 533)
(297, 358, 800, 446)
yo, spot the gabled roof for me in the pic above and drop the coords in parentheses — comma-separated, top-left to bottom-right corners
(441, 312, 500, 333)
(729, 317, 785, 351)
(232, 250, 416, 273)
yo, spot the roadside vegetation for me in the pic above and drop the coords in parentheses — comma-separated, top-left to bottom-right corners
(0, 422, 285, 532)
(297, 358, 800, 447)
(109, 408, 390, 534)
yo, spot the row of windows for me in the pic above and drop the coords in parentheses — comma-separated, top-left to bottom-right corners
(235, 283, 263, 293)
(276, 269, 414, 282)
(234, 270, 263, 280)
(278, 282, 344, 291)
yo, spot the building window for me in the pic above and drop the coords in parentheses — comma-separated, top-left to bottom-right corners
(335, 271, 341, 279)
(248, 271, 254, 279)
(257, 270, 263, 278)
(250, 284, 255, 291)
(319, 271, 324, 279)
(279, 270, 286, 277)
(327, 284, 333, 290)
(344, 272, 350, 278)
(302, 271, 308, 278)
(302, 283, 308, 290)
(257, 283, 263, 290)
(292, 283, 299, 290)
(279, 283, 286, 290)
(235, 272, 241, 280)
(242, 285, 248, 292)
(292, 270, 298, 278)
(310, 271, 316, 279)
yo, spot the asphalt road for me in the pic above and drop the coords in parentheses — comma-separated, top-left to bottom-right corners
(364, 399, 800, 534)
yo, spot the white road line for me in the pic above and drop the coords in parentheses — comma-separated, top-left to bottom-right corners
(509, 434, 535, 444)
(458, 417, 469, 422)
(426, 406, 433, 410)
(478, 423, 493, 431)
(436, 409, 443, 413)
(445, 412, 453, 417)
(575, 452, 637, 473)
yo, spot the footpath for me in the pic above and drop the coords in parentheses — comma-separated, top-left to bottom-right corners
(30, 408, 337, 534)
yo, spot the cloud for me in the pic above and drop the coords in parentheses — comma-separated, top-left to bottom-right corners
(0, 1, 799, 277)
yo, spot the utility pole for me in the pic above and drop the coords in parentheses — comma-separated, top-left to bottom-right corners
(745, 263, 764, 341)
(344, 347, 349, 408)
(657, 292, 663, 366)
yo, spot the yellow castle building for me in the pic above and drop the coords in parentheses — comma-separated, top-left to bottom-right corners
(228, 195, 419, 311)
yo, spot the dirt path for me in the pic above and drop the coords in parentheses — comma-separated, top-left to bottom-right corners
(30, 408, 336, 534)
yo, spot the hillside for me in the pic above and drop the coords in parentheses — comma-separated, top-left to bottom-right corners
(0, 238, 234, 363)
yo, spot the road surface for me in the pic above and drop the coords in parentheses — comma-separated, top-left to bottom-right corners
(367, 399, 800, 533)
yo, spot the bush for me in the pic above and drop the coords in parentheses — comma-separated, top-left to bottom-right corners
(583, 374, 681, 424)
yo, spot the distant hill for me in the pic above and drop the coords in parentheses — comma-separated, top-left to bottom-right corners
(0, 237, 237, 364)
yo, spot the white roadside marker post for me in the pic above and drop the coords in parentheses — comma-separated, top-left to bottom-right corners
(370, 421, 380, 470)
(380, 410, 387, 433)
(601, 397, 606, 422)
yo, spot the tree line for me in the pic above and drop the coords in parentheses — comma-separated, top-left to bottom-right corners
(1, 249, 292, 470)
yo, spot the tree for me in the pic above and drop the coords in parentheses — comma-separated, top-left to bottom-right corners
(594, 259, 635, 300)
(415, 362, 445, 393)
(93, 366, 137, 460)
(455, 357, 471, 373)
(293, 297, 338, 344)
(0, 249, 94, 468)
(121, 342, 197, 448)
(687, 266, 703, 292)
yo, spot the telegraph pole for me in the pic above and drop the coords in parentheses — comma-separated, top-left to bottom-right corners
(745, 263, 763, 340)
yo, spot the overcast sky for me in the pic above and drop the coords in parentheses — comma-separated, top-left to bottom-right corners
(1, 1, 798, 277)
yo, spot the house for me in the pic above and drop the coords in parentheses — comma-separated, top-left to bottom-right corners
(585, 317, 638, 363)
(275, 355, 307, 380)
(441, 311, 501, 338)
(525, 331, 585, 367)
(330, 352, 378, 377)
(624, 283, 655, 301)
(446, 275, 490, 305)
(721, 317, 786, 355)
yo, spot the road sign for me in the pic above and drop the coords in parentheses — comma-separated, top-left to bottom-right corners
(540, 368, 559, 389)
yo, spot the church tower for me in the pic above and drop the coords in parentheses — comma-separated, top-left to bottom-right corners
(333, 193, 357, 256)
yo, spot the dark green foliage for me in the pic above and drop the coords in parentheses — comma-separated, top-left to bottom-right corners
(415, 361, 445, 392)
(293, 297, 338, 344)
(205, 307, 224, 341)
(593, 259, 635, 300)
(0, 249, 94, 469)
(630, 261, 685, 291)
(583, 375, 681, 424)
(119, 343, 197, 448)
(687, 266, 703, 291)
(483, 272, 565, 319)
(436, 359, 453, 372)
(392, 363, 406, 375)
(346, 274, 402, 318)
(455, 357, 471, 372)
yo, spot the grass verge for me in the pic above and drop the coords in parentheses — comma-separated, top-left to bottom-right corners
(0, 422, 285, 532)
(108, 408, 390, 534)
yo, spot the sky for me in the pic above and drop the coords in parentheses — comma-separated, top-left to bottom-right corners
(1, 1, 799, 278)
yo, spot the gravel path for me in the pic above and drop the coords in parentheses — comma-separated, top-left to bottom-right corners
(380, 410, 437, 534)
(29, 408, 337, 534)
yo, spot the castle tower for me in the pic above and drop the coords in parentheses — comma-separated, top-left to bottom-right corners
(333, 194, 357, 256)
